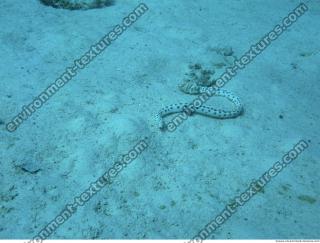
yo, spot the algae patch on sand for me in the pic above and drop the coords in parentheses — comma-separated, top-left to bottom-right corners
(297, 195, 317, 204)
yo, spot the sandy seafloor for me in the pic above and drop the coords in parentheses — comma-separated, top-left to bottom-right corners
(0, 0, 319, 240)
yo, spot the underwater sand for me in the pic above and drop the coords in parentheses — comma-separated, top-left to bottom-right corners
(0, 0, 319, 240)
